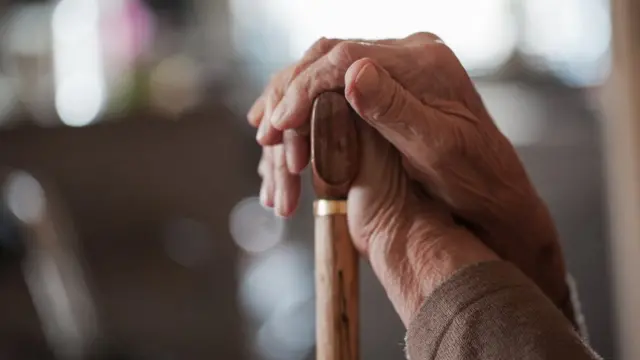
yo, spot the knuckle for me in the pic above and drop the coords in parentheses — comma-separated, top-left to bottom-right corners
(409, 31, 441, 43)
(309, 37, 338, 55)
(271, 66, 293, 85)
(291, 38, 340, 86)
(289, 75, 311, 99)
(432, 43, 458, 70)
(426, 41, 454, 63)
(433, 41, 454, 57)
(289, 62, 306, 81)
(328, 41, 359, 66)
(270, 84, 286, 103)
(265, 76, 286, 97)
(275, 68, 293, 88)
(414, 41, 454, 68)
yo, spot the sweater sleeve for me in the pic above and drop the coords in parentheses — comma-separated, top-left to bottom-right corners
(405, 261, 602, 360)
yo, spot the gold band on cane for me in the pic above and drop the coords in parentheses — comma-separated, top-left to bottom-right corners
(313, 200, 347, 216)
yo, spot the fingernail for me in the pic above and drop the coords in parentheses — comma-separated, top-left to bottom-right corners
(354, 63, 379, 93)
(259, 185, 268, 208)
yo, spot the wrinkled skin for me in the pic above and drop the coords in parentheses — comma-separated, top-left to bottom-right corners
(249, 32, 569, 319)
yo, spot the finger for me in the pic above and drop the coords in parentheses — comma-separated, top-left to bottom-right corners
(270, 41, 408, 131)
(298, 38, 342, 74)
(346, 119, 407, 255)
(250, 69, 293, 130)
(346, 57, 478, 130)
(283, 126, 310, 174)
(256, 38, 342, 144)
(278, 39, 407, 177)
(259, 147, 276, 208)
(248, 93, 266, 127)
(257, 92, 284, 145)
(258, 151, 268, 177)
(259, 179, 270, 209)
(250, 73, 283, 130)
(272, 144, 301, 217)
(250, 73, 285, 129)
(249, 35, 432, 129)
(344, 58, 423, 125)
(253, 71, 295, 136)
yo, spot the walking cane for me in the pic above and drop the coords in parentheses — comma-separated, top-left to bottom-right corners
(311, 92, 360, 360)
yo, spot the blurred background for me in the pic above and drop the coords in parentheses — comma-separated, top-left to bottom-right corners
(0, 0, 624, 359)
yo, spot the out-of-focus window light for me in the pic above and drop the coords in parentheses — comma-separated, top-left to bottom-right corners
(230, 197, 284, 254)
(4, 171, 45, 225)
(100, 0, 154, 112)
(3, 5, 52, 58)
(1, 4, 55, 124)
(149, 55, 203, 117)
(238, 244, 314, 360)
(3, 171, 99, 359)
(52, 0, 106, 127)
(231, 0, 517, 75)
(520, 0, 611, 87)
(255, 299, 314, 360)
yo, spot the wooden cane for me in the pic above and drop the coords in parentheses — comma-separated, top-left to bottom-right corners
(311, 92, 360, 360)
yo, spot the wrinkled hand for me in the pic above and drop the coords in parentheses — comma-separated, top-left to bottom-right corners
(260, 101, 497, 325)
(250, 33, 569, 319)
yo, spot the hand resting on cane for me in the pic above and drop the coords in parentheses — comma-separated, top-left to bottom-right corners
(249, 32, 573, 326)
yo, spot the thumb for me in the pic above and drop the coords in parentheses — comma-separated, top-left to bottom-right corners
(346, 117, 409, 254)
(344, 58, 424, 131)
(344, 58, 442, 207)
(344, 58, 448, 187)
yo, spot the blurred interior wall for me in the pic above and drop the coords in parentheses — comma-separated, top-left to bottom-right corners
(0, 107, 253, 359)
(604, 0, 640, 359)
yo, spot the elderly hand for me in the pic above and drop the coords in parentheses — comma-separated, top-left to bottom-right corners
(259, 102, 498, 326)
(250, 33, 570, 321)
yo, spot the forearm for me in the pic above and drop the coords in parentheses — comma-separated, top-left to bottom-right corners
(367, 217, 498, 326)
(405, 261, 600, 360)
(366, 217, 598, 360)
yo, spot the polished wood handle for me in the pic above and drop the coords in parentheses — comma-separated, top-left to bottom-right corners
(311, 92, 360, 360)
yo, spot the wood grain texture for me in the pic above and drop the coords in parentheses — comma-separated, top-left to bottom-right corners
(311, 92, 360, 360)
(315, 214, 359, 360)
(311, 92, 360, 200)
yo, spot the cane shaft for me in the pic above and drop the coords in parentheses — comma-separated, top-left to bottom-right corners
(315, 210, 359, 360)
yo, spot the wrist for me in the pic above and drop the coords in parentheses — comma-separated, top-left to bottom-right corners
(368, 215, 498, 326)
(488, 196, 569, 305)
